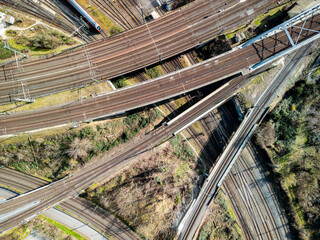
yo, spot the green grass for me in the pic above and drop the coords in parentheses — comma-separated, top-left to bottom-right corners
(226, 33, 234, 39)
(8, 38, 27, 51)
(170, 135, 195, 162)
(5, 26, 79, 57)
(312, 66, 320, 78)
(222, 189, 242, 235)
(109, 26, 122, 35)
(224, 3, 292, 43)
(6, 30, 17, 37)
(259, 78, 320, 237)
(251, 75, 263, 85)
(224, 24, 246, 39)
(254, 19, 261, 26)
(175, 162, 190, 180)
(145, 66, 163, 79)
(198, 191, 242, 240)
(41, 216, 87, 240)
(0, 43, 14, 59)
(0, 183, 23, 194)
(0, 81, 112, 113)
(0, 108, 159, 180)
(113, 77, 128, 89)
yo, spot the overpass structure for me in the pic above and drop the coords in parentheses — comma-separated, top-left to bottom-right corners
(0, 3, 319, 235)
(0, 0, 279, 103)
(244, 3, 320, 71)
(0, 40, 319, 235)
(178, 7, 320, 236)
(179, 44, 313, 239)
(0, 167, 139, 240)
(1, 7, 319, 136)
(0, 74, 247, 233)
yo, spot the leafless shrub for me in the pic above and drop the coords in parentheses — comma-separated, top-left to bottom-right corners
(66, 138, 92, 162)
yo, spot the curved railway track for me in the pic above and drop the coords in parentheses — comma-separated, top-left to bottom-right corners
(93, 0, 144, 30)
(199, 106, 261, 239)
(0, 167, 140, 239)
(0, 0, 75, 34)
(178, 43, 312, 240)
(0, 0, 108, 42)
(224, 151, 287, 239)
(0, 72, 246, 233)
(40, 0, 100, 42)
(149, 85, 288, 240)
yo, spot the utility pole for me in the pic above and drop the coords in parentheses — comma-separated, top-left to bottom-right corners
(3, 43, 34, 103)
(3, 41, 28, 59)
(83, 45, 98, 82)
(14, 81, 35, 103)
(139, 3, 146, 23)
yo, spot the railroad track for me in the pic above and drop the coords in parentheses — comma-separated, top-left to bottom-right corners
(0, 9, 318, 234)
(0, 167, 140, 239)
(3, 13, 316, 135)
(178, 43, 312, 240)
(224, 152, 286, 240)
(153, 51, 221, 167)
(211, 103, 289, 239)
(41, 0, 99, 42)
(93, 0, 144, 30)
(198, 105, 263, 239)
(0, 0, 75, 34)
(0, 95, 286, 240)
(245, 142, 290, 237)
(0, 73, 247, 233)
(0, 0, 109, 42)
(150, 52, 214, 164)
(245, 142, 292, 237)
(49, 0, 109, 40)
(0, 0, 281, 103)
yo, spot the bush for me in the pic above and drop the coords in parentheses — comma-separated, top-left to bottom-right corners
(80, 126, 95, 138)
(0, 43, 14, 59)
(67, 138, 92, 162)
(145, 66, 162, 79)
(0, 108, 160, 180)
(196, 35, 232, 60)
(15, 29, 75, 50)
(6, 30, 17, 37)
(261, 79, 320, 238)
(109, 26, 122, 35)
(29, 34, 60, 49)
(113, 77, 128, 89)
(172, 0, 194, 9)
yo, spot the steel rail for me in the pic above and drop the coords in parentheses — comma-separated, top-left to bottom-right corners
(0, 167, 139, 240)
(0, 0, 280, 103)
(178, 43, 312, 240)
(0, 74, 245, 232)
(1, 14, 319, 135)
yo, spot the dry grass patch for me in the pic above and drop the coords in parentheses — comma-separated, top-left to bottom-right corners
(198, 191, 242, 240)
(85, 135, 201, 239)
(0, 81, 112, 114)
(76, 0, 121, 34)
(0, 108, 160, 180)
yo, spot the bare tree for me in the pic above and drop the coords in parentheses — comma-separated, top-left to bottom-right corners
(66, 138, 92, 161)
